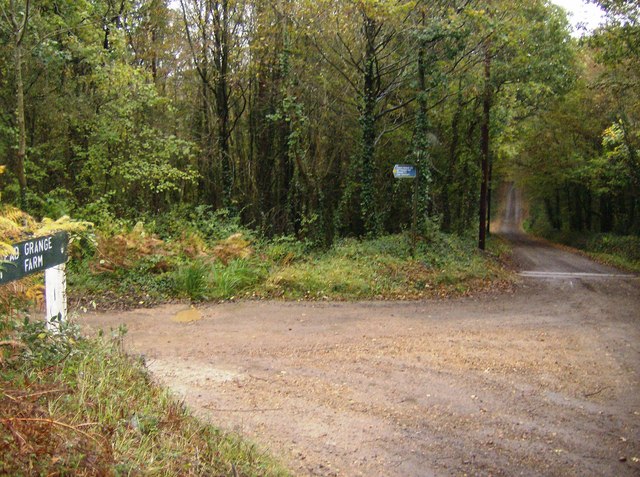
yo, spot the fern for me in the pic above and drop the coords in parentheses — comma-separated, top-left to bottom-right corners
(36, 216, 93, 237)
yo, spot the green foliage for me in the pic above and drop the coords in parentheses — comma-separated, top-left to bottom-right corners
(590, 121, 640, 194)
(1, 315, 80, 371)
(67, 216, 267, 304)
(210, 259, 267, 299)
(147, 205, 248, 242)
(66, 214, 513, 305)
(170, 257, 263, 302)
(262, 235, 310, 265)
(586, 234, 640, 262)
(261, 232, 512, 300)
(75, 62, 198, 216)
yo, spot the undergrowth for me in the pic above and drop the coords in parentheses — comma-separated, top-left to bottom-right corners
(582, 234, 640, 272)
(261, 233, 513, 300)
(0, 313, 289, 476)
(65, 209, 515, 308)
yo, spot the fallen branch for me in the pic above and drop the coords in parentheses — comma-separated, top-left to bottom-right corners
(0, 418, 103, 446)
(4, 389, 67, 401)
(203, 405, 282, 413)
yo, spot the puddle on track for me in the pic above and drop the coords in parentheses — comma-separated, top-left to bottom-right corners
(172, 307, 203, 323)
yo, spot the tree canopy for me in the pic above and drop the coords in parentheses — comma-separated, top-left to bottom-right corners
(0, 0, 637, 244)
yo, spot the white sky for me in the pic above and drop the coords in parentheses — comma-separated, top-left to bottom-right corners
(550, 0, 606, 36)
(168, 0, 606, 37)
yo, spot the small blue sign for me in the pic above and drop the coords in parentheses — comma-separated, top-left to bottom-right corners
(393, 164, 416, 179)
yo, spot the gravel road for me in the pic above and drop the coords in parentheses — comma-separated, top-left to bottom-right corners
(79, 186, 640, 476)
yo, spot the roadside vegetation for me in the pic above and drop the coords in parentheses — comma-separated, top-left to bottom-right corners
(525, 215, 640, 273)
(0, 314, 289, 476)
(1, 208, 289, 476)
(64, 210, 514, 308)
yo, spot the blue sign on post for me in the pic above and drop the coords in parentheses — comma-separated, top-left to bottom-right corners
(393, 164, 416, 179)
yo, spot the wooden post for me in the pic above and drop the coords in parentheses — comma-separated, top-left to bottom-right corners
(478, 41, 492, 251)
(1, 232, 69, 331)
(411, 166, 419, 257)
(45, 264, 67, 331)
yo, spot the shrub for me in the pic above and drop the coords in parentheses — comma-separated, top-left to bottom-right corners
(210, 259, 266, 299)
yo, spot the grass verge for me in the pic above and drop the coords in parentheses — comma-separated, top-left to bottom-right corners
(66, 219, 515, 308)
(0, 316, 289, 476)
(530, 230, 640, 273)
(259, 234, 514, 300)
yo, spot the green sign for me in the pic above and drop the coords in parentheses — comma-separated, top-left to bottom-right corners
(0, 232, 69, 285)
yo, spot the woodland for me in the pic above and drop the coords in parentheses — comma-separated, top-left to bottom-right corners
(0, 0, 638, 248)
(0, 3, 638, 472)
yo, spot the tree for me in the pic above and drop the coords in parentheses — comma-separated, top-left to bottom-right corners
(2, 0, 30, 210)
(179, 0, 245, 207)
(314, 0, 415, 236)
(470, 0, 575, 248)
(589, 0, 639, 231)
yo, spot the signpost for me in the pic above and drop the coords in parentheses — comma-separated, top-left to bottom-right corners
(0, 232, 69, 330)
(393, 164, 417, 179)
(393, 164, 418, 256)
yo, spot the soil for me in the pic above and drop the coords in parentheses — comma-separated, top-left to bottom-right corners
(77, 186, 640, 476)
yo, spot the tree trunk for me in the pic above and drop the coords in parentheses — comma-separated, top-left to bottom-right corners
(600, 195, 613, 232)
(554, 188, 562, 230)
(544, 197, 555, 229)
(15, 37, 27, 210)
(412, 11, 431, 233)
(574, 186, 584, 231)
(585, 189, 593, 231)
(214, 0, 232, 205)
(360, 14, 379, 236)
(9, 0, 30, 211)
(478, 44, 491, 250)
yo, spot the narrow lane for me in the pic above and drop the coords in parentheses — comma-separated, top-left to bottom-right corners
(497, 183, 635, 278)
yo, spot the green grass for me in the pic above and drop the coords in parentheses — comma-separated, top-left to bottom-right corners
(0, 317, 289, 476)
(259, 233, 513, 300)
(172, 261, 211, 301)
(209, 259, 267, 299)
(580, 234, 640, 273)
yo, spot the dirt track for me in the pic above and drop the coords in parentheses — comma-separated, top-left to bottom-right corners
(80, 279, 640, 476)
(78, 186, 640, 476)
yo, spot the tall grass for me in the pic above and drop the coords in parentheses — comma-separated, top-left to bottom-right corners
(210, 259, 266, 299)
(172, 261, 210, 300)
(261, 233, 513, 300)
